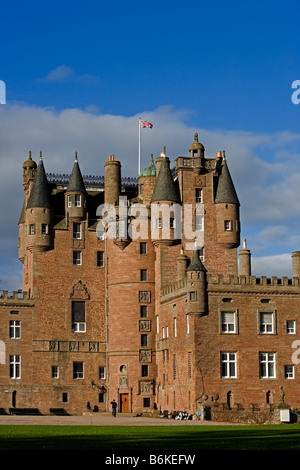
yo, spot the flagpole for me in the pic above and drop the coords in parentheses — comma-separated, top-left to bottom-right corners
(138, 117, 141, 176)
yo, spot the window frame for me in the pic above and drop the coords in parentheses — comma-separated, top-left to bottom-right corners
(73, 361, 84, 379)
(287, 320, 296, 335)
(73, 222, 82, 240)
(221, 311, 237, 334)
(9, 320, 21, 339)
(221, 352, 237, 378)
(73, 251, 82, 265)
(259, 312, 275, 334)
(9, 355, 21, 379)
(259, 352, 276, 379)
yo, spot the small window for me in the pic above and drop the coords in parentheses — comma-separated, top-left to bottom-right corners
(260, 312, 274, 334)
(29, 224, 35, 235)
(140, 184, 144, 194)
(224, 220, 232, 231)
(221, 312, 236, 333)
(143, 398, 151, 407)
(189, 292, 196, 301)
(73, 251, 82, 265)
(62, 392, 68, 403)
(173, 354, 176, 380)
(97, 251, 104, 267)
(72, 301, 86, 332)
(41, 224, 48, 234)
(285, 365, 294, 379)
(188, 352, 192, 379)
(73, 362, 84, 379)
(75, 194, 81, 207)
(174, 318, 177, 337)
(67, 195, 72, 208)
(195, 215, 203, 231)
(141, 334, 148, 347)
(170, 218, 175, 229)
(73, 223, 81, 239)
(140, 269, 147, 281)
(99, 393, 104, 403)
(141, 365, 149, 377)
(140, 306, 147, 318)
(287, 320, 296, 334)
(195, 188, 202, 203)
(99, 366, 106, 379)
(52, 366, 59, 379)
(221, 352, 237, 378)
(9, 355, 21, 379)
(260, 352, 276, 378)
(140, 242, 147, 254)
(156, 218, 162, 229)
(9, 320, 20, 339)
(186, 314, 190, 334)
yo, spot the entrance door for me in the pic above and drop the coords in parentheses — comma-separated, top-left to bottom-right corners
(120, 393, 129, 413)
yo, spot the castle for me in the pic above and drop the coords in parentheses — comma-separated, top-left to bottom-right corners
(1, 133, 300, 423)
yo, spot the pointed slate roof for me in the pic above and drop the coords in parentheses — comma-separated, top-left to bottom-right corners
(66, 153, 86, 193)
(215, 159, 239, 205)
(151, 156, 180, 204)
(187, 249, 206, 272)
(27, 156, 51, 209)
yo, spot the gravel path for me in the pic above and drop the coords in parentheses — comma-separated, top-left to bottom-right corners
(0, 414, 234, 426)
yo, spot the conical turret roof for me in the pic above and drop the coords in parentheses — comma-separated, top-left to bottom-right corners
(187, 249, 206, 272)
(66, 153, 86, 193)
(27, 156, 51, 209)
(215, 159, 239, 205)
(151, 156, 180, 203)
(139, 155, 156, 177)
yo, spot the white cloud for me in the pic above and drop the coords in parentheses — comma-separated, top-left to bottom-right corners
(40, 65, 97, 84)
(1, 103, 300, 290)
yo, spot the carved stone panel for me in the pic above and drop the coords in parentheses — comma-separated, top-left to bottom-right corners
(139, 291, 150, 303)
(139, 380, 154, 395)
(139, 319, 151, 332)
(139, 349, 151, 363)
(118, 375, 128, 388)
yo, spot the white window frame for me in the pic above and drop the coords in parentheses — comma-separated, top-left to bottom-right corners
(221, 311, 236, 334)
(260, 352, 276, 378)
(174, 318, 177, 337)
(259, 312, 274, 334)
(52, 365, 59, 379)
(10, 355, 21, 379)
(73, 223, 81, 240)
(187, 314, 190, 334)
(195, 215, 204, 231)
(195, 188, 202, 203)
(285, 365, 294, 379)
(156, 218, 162, 229)
(75, 194, 81, 207)
(224, 220, 232, 231)
(73, 362, 84, 379)
(99, 366, 106, 379)
(9, 320, 21, 339)
(73, 251, 82, 265)
(221, 352, 237, 378)
(287, 320, 296, 334)
(67, 195, 72, 208)
(29, 224, 35, 235)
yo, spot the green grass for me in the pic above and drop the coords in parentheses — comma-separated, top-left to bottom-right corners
(0, 424, 300, 451)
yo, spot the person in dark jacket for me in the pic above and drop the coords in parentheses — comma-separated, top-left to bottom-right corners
(110, 399, 117, 417)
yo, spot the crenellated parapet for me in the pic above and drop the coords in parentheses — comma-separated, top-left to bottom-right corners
(0, 290, 33, 307)
(207, 273, 300, 294)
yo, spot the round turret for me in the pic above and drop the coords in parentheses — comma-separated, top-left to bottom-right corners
(65, 152, 86, 221)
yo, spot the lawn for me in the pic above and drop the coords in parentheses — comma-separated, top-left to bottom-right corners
(0, 424, 300, 451)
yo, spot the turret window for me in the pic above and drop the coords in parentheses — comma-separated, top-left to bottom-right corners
(195, 215, 203, 231)
(29, 224, 35, 235)
(67, 195, 72, 208)
(224, 220, 232, 231)
(41, 224, 48, 234)
(75, 195, 82, 207)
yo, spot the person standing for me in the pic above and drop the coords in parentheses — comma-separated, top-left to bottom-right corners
(110, 399, 117, 417)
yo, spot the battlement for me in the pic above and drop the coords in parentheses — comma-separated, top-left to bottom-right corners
(160, 278, 188, 302)
(207, 274, 300, 292)
(0, 290, 33, 306)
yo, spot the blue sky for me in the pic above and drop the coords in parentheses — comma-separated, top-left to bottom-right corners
(1, 0, 300, 289)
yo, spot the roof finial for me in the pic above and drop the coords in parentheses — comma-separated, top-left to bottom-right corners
(40, 151, 43, 160)
(194, 132, 198, 142)
(223, 150, 226, 159)
(75, 151, 78, 161)
(29, 151, 32, 159)
(151, 153, 154, 164)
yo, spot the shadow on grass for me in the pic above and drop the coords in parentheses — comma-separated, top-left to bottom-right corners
(1, 425, 300, 451)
